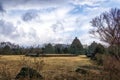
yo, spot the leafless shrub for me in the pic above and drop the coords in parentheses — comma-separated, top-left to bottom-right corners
(103, 55, 120, 80)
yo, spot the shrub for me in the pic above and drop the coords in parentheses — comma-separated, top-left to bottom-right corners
(103, 55, 120, 80)
(15, 67, 43, 80)
(108, 45, 120, 58)
(95, 54, 104, 65)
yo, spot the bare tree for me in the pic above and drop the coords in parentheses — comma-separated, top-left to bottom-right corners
(90, 8, 120, 56)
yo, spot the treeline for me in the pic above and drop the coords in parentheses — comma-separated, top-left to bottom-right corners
(43, 37, 84, 54)
(0, 37, 83, 55)
(0, 37, 107, 55)
(0, 42, 22, 55)
(0, 42, 42, 55)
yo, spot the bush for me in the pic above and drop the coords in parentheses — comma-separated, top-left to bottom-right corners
(103, 55, 120, 80)
(95, 54, 104, 65)
(108, 45, 120, 57)
(15, 67, 43, 80)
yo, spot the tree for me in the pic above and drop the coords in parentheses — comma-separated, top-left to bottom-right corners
(87, 41, 105, 58)
(2, 45, 11, 54)
(108, 45, 120, 56)
(44, 43, 55, 53)
(86, 41, 98, 58)
(63, 47, 69, 53)
(70, 37, 83, 54)
(54, 44, 63, 54)
(95, 43, 106, 54)
(90, 8, 120, 56)
(88, 41, 98, 53)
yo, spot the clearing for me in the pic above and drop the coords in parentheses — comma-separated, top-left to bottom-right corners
(0, 55, 101, 80)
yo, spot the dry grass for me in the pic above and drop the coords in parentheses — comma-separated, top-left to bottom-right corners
(102, 55, 120, 80)
(0, 55, 93, 80)
(0, 55, 111, 80)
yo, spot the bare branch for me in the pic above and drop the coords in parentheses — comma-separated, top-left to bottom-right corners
(90, 8, 120, 46)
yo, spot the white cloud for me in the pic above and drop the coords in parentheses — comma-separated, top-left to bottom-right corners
(71, 0, 107, 6)
(0, 0, 120, 46)
(0, 0, 68, 10)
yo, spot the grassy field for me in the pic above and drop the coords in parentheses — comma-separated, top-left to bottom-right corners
(0, 55, 104, 80)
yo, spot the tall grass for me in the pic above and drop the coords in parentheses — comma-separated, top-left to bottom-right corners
(0, 62, 12, 80)
(0, 55, 119, 80)
(0, 56, 44, 80)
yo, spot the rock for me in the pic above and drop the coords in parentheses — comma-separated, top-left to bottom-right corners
(75, 68, 88, 74)
(15, 67, 43, 80)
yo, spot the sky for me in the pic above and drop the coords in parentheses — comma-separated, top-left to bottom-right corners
(0, 0, 120, 46)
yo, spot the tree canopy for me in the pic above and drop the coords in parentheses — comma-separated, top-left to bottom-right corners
(70, 37, 83, 54)
(90, 8, 120, 46)
(90, 8, 120, 56)
(44, 43, 55, 53)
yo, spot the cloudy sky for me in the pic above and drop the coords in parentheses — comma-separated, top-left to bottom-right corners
(0, 0, 120, 46)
